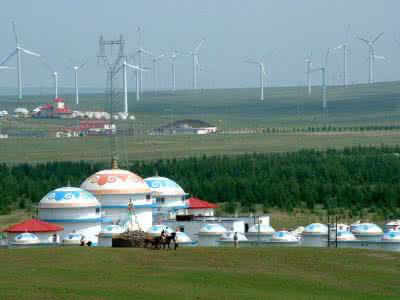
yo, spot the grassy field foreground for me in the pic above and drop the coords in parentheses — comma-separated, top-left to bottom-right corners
(0, 247, 399, 300)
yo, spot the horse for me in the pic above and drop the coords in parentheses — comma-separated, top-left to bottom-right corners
(160, 232, 177, 250)
(143, 236, 162, 249)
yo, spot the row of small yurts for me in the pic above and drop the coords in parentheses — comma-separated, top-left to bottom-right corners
(5, 217, 400, 253)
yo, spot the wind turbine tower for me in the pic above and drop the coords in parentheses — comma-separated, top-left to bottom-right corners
(358, 32, 384, 84)
(334, 25, 351, 88)
(310, 49, 330, 111)
(72, 63, 85, 105)
(168, 49, 180, 92)
(122, 58, 147, 109)
(305, 52, 312, 95)
(244, 60, 265, 101)
(0, 22, 41, 99)
(183, 38, 205, 90)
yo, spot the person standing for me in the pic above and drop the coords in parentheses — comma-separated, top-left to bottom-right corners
(233, 232, 239, 248)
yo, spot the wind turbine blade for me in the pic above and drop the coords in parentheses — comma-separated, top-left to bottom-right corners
(0, 49, 17, 65)
(243, 60, 259, 64)
(345, 24, 351, 42)
(334, 45, 344, 50)
(309, 67, 323, 73)
(374, 55, 385, 60)
(156, 54, 164, 60)
(194, 55, 199, 66)
(20, 48, 40, 57)
(372, 32, 384, 43)
(0, 66, 14, 70)
(195, 38, 205, 52)
(369, 45, 375, 57)
(126, 63, 148, 71)
(357, 37, 370, 44)
(325, 48, 330, 66)
(12, 21, 19, 45)
(142, 49, 154, 58)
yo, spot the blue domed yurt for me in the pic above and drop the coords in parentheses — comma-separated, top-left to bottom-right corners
(302, 223, 329, 247)
(144, 176, 187, 221)
(335, 231, 359, 249)
(147, 225, 174, 237)
(350, 223, 383, 242)
(175, 231, 195, 247)
(270, 231, 300, 247)
(380, 230, 400, 252)
(38, 187, 102, 244)
(9, 233, 41, 248)
(98, 224, 125, 247)
(62, 232, 83, 246)
(245, 224, 275, 242)
(197, 223, 227, 247)
(218, 231, 248, 247)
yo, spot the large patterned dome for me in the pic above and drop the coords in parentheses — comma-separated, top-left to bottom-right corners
(144, 176, 186, 196)
(81, 169, 151, 195)
(39, 187, 100, 208)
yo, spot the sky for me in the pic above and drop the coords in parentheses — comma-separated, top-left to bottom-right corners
(0, 0, 399, 92)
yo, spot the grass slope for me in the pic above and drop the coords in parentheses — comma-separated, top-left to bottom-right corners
(0, 247, 399, 300)
(1, 131, 400, 163)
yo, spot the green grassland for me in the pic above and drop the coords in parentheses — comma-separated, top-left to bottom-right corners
(1, 131, 400, 163)
(0, 247, 399, 300)
(1, 82, 400, 162)
(1, 82, 400, 130)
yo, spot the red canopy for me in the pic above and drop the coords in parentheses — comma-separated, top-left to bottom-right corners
(4, 219, 63, 233)
(187, 197, 218, 209)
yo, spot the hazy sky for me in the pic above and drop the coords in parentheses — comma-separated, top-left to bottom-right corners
(0, 0, 398, 91)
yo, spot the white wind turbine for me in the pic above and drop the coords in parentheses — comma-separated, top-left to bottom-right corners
(122, 58, 147, 110)
(141, 51, 164, 93)
(0, 22, 41, 99)
(358, 32, 384, 84)
(168, 49, 181, 93)
(305, 52, 312, 95)
(72, 63, 85, 105)
(42, 60, 60, 98)
(182, 38, 205, 90)
(309, 49, 330, 111)
(244, 59, 265, 101)
(334, 25, 351, 88)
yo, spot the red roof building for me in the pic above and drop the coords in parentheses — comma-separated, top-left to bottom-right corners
(4, 218, 63, 233)
(187, 197, 218, 209)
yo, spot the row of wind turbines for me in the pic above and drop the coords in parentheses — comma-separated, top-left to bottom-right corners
(0, 23, 392, 113)
(245, 26, 386, 111)
(0, 23, 207, 113)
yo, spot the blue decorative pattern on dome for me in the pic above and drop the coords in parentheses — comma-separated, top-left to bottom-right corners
(145, 178, 182, 189)
(45, 189, 95, 202)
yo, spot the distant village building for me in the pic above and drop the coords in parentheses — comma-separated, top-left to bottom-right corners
(32, 98, 73, 119)
(156, 119, 218, 134)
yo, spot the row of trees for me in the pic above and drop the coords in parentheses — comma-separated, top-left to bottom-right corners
(1, 145, 400, 215)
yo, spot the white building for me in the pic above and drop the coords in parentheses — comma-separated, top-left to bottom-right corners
(38, 187, 102, 243)
(144, 176, 188, 221)
(80, 162, 153, 232)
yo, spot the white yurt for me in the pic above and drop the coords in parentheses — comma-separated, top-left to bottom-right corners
(219, 231, 248, 247)
(98, 224, 125, 247)
(144, 176, 187, 221)
(81, 160, 153, 232)
(270, 231, 300, 247)
(9, 233, 41, 248)
(245, 224, 275, 242)
(175, 231, 195, 247)
(384, 220, 400, 232)
(302, 223, 329, 247)
(350, 223, 383, 241)
(335, 231, 359, 249)
(147, 225, 175, 237)
(197, 223, 227, 247)
(38, 187, 102, 244)
(380, 231, 400, 252)
(62, 232, 83, 246)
